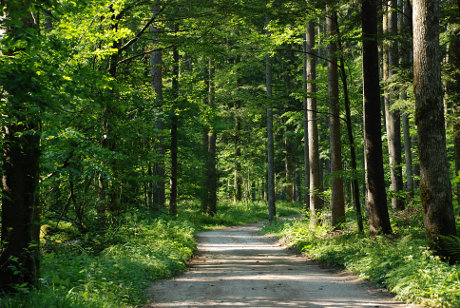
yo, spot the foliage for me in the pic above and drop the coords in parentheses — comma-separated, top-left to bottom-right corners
(261, 209, 460, 307)
(0, 200, 300, 307)
(181, 199, 303, 230)
(0, 210, 196, 308)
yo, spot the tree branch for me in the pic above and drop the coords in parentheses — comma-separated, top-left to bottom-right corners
(118, 5, 166, 53)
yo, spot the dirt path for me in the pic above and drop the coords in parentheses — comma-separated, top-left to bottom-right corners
(145, 222, 421, 307)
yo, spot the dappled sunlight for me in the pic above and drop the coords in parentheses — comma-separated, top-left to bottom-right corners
(146, 222, 418, 308)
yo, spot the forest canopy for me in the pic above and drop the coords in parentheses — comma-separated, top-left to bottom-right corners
(0, 0, 459, 305)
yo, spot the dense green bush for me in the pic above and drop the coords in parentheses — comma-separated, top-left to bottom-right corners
(0, 211, 196, 308)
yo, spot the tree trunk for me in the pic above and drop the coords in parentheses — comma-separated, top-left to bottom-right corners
(362, 0, 392, 234)
(306, 20, 323, 223)
(234, 105, 242, 203)
(413, 0, 457, 244)
(337, 28, 364, 233)
(285, 136, 296, 202)
(446, 0, 460, 214)
(0, 1, 41, 291)
(400, 0, 414, 199)
(327, 7, 345, 228)
(169, 45, 179, 216)
(387, 0, 405, 210)
(207, 60, 218, 216)
(266, 17, 276, 221)
(201, 130, 209, 213)
(201, 60, 218, 215)
(150, 7, 165, 210)
(302, 26, 310, 211)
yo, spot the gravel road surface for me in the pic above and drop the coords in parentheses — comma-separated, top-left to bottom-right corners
(145, 221, 421, 308)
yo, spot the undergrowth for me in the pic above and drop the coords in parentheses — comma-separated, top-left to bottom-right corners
(0, 200, 301, 307)
(261, 207, 460, 307)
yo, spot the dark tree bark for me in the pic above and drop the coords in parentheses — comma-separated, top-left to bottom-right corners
(97, 5, 122, 218)
(327, 7, 346, 227)
(0, 0, 41, 291)
(169, 45, 179, 216)
(337, 28, 364, 233)
(302, 25, 310, 211)
(305, 20, 323, 223)
(413, 0, 457, 244)
(150, 7, 166, 210)
(362, 0, 392, 234)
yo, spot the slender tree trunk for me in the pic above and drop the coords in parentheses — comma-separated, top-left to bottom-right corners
(337, 30, 364, 232)
(234, 104, 242, 203)
(306, 20, 323, 224)
(302, 26, 310, 211)
(446, 0, 460, 214)
(399, 0, 414, 199)
(201, 59, 217, 215)
(147, 163, 153, 208)
(413, 0, 457, 244)
(98, 6, 122, 217)
(207, 60, 217, 216)
(402, 112, 414, 195)
(0, 1, 41, 291)
(266, 18, 276, 221)
(362, 0, 392, 234)
(327, 7, 346, 227)
(150, 7, 165, 210)
(169, 45, 179, 216)
(201, 129, 209, 213)
(285, 136, 296, 202)
(387, 0, 405, 210)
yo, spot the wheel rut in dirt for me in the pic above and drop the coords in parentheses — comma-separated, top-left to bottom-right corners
(145, 221, 420, 307)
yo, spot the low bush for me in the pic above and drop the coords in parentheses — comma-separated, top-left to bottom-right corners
(1, 211, 196, 308)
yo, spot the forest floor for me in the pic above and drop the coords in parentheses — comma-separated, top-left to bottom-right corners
(144, 221, 422, 308)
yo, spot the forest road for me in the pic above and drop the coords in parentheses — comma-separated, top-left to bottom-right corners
(144, 221, 421, 308)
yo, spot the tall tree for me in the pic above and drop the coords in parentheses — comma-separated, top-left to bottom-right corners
(446, 0, 460, 210)
(326, 5, 345, 227)
(385, 0, 404, 210)
(400, 0, 414, 199)
(305, 20, 323, 223)
(362, 0, 392, 234)
(206, 59, 218, 216)
(413, 0, 457, 244)
(266, 16, 276, 221)
(302, 25, 310, 211)
(337, 26, 364, 232)
(150, 6, 166, 211)
(0, 0, 41, 291)
(169, 44, 180, 216)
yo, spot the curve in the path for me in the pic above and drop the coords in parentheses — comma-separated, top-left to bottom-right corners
(145, 222, 421, 308)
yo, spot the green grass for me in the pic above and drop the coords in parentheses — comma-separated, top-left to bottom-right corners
(0, 200, 301, 307)
(179, 199, 303, 230)
(261, 207, 460, 308)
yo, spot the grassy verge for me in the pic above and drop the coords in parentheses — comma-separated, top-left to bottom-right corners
(261, 208, 460, 307)
(0, 200, 301, 307)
